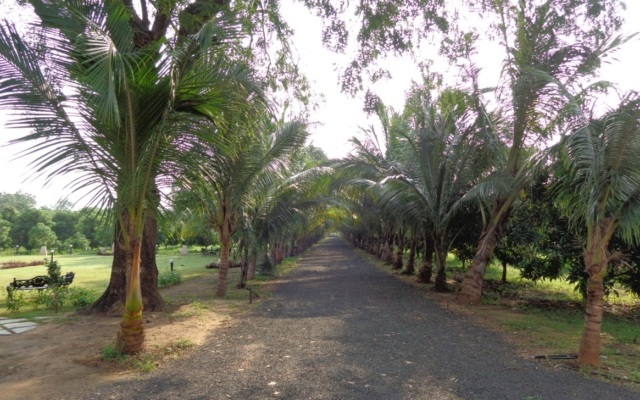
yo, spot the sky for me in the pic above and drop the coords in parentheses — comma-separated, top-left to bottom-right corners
(0, 0, 638, 208)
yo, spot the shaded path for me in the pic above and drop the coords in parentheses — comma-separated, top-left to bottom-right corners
(81, 237, 637, 399)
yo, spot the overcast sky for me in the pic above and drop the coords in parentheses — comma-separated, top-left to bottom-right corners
(0, 0, 638, 208)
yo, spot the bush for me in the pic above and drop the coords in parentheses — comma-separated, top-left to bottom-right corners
(68, 287, 96, 308)
(4, 288, 26, 312)
(158, 269, 182, 287)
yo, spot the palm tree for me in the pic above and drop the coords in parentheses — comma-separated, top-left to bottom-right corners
(0, 1, 259, 353)
(553, 94, 640, 367)
(333, 100, 408, 265)
(185, 118, 308, 297)
(374, 87, 497, 290)
(457, 0, 625, 303)
(244, 161, 336, 280)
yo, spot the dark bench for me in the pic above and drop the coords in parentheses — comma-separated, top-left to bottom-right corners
(7, 272, 75, 294)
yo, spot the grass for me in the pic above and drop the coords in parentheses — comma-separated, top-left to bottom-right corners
(0, 250, 225, 317)
(171, 300, 210, 319)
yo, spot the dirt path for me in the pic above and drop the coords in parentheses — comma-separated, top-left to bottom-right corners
(68, 237, 638, 399)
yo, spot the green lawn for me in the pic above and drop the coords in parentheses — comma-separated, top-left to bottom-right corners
(0, 250, 223, 315)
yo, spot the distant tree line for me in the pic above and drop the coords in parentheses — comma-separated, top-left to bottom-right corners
(0, 192, 112, 253)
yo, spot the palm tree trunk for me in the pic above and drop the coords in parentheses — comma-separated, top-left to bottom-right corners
(458, 201, 510, 303)
(434, 241, 448, 291)
(275, 241, 284, 264)
(393, 233, 404, 270)
(578, 272, 605, 366)
(140, 211, 163, 309)
(384, 236, 393, 265)
(216, 219, 232, 297)
(578, 219, 615, 367)
(247, 246, 258, 280)
(405, 237, 417, 275)
(418, 237, 434, 283)
(82, 213, 162, 316)
(116, 234, 145, 355)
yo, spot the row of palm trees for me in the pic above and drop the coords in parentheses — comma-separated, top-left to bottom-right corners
(332, 0, 639, 368)
(0, 0, 331, 354)
(336, 82, 640, 368)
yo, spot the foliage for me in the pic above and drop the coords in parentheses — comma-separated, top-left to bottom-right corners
(300, 0, 448, 94)
(63, 232, 91, 253)
(4, 287, 26, 312)
(68, 287, 96, 308)
(158, 269, 182, 287)
(552, 92, 640, 366)
(28, 223, 58, 250)
(75, 210, 113, 249)
(0, 219, 11, 250)
(44, 258, 68, 313)
(495, 173, 581, 283)
(11, 210, 53, 250)
(52, 211, 80, 243)
(101, 343, 128, 363)
(0, 192, 37, 213)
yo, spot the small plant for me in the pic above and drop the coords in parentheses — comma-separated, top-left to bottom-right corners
(158, 269, 182, 287)
(190, 301, 208, 309)
(46, 259, 63, 285)
(173, 338, 195, 351)
(33, 290, 50, 310)
(5, 287, 26, 312)
(102, 343, 128, 362)
(131, 355, 156, 372)
(68, 287, 96, 308)
(43, 258, 74, 313)
(172, 301, 208, 319)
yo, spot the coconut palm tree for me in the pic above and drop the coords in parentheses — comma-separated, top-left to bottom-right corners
(457, 0, 626, 303)
(373, 87, 498, 290)
(333, 100, 409, 265)
(244, 162, 336, 280)
(553, 93, 640, 367)
(185, 118, 308, 297)
(0, 1, 260, 353)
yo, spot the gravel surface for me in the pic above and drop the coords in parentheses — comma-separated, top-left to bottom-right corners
(78, 237, 638, 400)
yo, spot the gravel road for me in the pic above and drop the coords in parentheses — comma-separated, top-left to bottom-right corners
(79, 237, 639, 400)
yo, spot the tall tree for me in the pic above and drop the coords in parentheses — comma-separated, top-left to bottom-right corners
(186, 119, 308, 297)
(10, 209, 52, 249)
(457, 0, 624, 303)
(298, 0, 448, 94)
(28, 222, 57, 249)
(373, 86, 497, 290)
(0, 0, 260, 353)
(6, 0, 309, 316)
(553, 94, 640, 367)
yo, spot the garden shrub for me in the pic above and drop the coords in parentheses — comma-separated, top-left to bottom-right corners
(5, 287, 26, 312)
(158, 269, 182, 287)
(68, 287, 96, 308)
